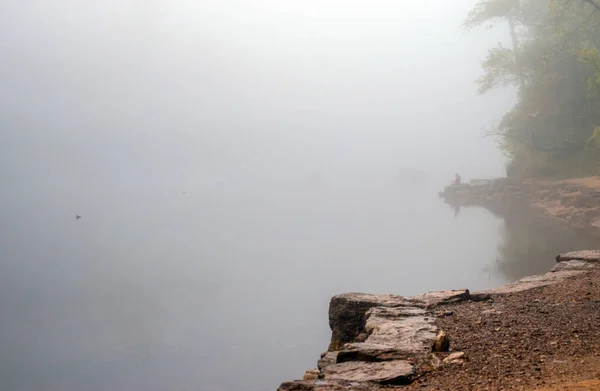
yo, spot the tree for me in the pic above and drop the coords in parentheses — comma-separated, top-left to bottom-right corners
(467, 0, 600, 177)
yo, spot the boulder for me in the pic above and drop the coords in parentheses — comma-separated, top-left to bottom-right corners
(327, 293, 424, 351)
(339, 307, 436, 361)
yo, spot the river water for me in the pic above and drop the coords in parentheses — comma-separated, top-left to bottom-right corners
(0, 180, 597, 391)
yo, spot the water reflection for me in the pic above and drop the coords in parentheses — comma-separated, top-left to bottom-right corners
(495, 211, 599, 281)
(444, 198, 600, 283)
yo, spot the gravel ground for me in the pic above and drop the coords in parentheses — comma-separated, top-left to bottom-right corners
(409, 269, 600, 391)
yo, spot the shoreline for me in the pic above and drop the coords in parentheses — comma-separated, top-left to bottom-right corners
(277, 177, 600, 391)
(441, 177, 600, 236)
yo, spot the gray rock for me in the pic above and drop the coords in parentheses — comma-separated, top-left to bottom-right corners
(327, 293, 424, 351)
(338, 306, 436, 362)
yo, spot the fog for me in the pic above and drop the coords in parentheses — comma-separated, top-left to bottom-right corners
(0, 1, 580, 390)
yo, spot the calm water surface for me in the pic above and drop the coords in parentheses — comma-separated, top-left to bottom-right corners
(0, 181, 597, 391)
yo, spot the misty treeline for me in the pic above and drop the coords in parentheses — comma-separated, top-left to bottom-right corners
(467, 0, 600, 177)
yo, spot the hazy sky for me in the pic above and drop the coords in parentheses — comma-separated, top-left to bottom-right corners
(1, 0, 514, 204)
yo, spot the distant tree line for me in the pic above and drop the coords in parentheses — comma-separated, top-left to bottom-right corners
(467, 0, 600, 177)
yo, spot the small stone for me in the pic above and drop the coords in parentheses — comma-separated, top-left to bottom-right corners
(432, 330, 450, 352)
(443, 351, 467, 365)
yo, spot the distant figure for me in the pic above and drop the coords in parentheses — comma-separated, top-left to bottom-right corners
(75, 214, 82, 220)
(454, 203, 460, 218)
(452, 173, 461, 186)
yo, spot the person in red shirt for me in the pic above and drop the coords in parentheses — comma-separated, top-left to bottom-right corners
(452, 173, 461, 185)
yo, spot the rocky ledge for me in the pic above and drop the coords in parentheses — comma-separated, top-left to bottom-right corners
(277, 250, 600, 391)
(440, 177, 600, 233)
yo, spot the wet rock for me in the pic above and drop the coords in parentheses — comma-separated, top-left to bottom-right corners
(321, 361, 415, 384)
(432, 330, 450, 352)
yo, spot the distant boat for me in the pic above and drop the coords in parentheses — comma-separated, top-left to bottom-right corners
(75, 215, 82, 220)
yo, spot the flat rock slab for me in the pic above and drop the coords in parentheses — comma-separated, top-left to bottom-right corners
(551, 260, 598, 272)
(321, 361, 415, 384)
(345, 308, 436, 357)
(330, 293, 425, 309)
(556, 250, 600, 262)
(409, 289, 470, 307)
(328, 293, 426, 351)
(472, 268, 586, 296)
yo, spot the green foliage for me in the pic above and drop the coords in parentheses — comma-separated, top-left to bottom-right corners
(464, 0, 521, 29)
(468, 0, 600, 178)
(477, 44, 522, 94)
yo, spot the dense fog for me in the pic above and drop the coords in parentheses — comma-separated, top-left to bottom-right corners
(1, 1, 587, 390)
